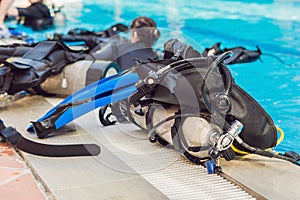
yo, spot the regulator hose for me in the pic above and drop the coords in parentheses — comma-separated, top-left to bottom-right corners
(201, 51, 233, 113)
(147, 112, 210, 140)
(239, 139, 300, 167)
(157, 58, 206, 80)
(148, 54, 233, 110)
(218, 64, 233, 96)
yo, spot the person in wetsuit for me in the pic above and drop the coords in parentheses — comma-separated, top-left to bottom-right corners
(6, 0, 52, 30)
(91, 16, 160, 71)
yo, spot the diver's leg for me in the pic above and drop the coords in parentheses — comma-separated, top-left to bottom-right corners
(0, 0, 14, 38)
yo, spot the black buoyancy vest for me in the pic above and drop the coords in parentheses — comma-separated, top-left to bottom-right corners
(201, 42, 262, 65)
(0, 41, 86, 95)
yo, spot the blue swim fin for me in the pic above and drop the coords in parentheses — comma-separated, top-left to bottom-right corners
(28, 72, 139, 138)
(31, 73, 119, 122)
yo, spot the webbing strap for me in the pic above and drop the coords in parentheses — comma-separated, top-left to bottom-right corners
(0, 59, 14, 93)
(0, 72, 13, 94)
(0, 120, 100, 157)
(23, 41, 57, 60)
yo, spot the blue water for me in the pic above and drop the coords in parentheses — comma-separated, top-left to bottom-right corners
(8, 0, 300, 154)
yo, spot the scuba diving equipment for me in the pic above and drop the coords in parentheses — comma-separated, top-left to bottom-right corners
(0, 43, 36, 60)
(52, 23, 128, 43)
(0, 41, 121, 98)
(8, 28, 35, 44)
(0, 91, 29, 108)
(128, 52, 276, 162)
(68, 23, 128, 38)
(40, 60, 121, 96)
(201, 42, 262, 65)
(50, 23, 129, 56)
(0, 119, 100, 157)
(103, 39, 299, 167)
(28, 71, 139, 138)
(17, 2, 53, 31)
(126, 43, 300, 167)
(29, 38, 300, 167)
(51, 4, 67, 27)
(31, 18, 54, 31)
(95, 48, 275, 163)
(163, 38, 202, 60)
(91, 39, 157, 71)
(0, 40, 86, 95)
(0, 28, 35, 46)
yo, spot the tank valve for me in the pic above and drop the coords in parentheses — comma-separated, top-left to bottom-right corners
(208, 120, 243, 160)
(215, 120, 243, 151)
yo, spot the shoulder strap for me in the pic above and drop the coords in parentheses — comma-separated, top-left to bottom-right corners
(0, 59, 15, 93)
(22, 41, 57, 60)
(20, 40, 82, 61)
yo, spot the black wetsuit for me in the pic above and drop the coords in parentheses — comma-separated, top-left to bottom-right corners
(92, 40, 157, 70)
(17, 2, 51, 27)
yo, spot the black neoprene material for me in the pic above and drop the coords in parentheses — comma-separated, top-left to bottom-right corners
(17, 3, 51, 26)
(92, 41, 156, 71)
(0, 41, 86, 95)
(0, 121, 100, 157)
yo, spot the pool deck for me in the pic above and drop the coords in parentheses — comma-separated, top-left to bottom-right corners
(1, 94, 300, 200)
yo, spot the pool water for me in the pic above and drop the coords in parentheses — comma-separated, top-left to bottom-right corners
(8, 0, 300, 154)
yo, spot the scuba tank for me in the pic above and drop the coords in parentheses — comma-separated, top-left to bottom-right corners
(51, 5, 67, 27)
(40, 60, 120, 96)
(99, 39, 299, 167)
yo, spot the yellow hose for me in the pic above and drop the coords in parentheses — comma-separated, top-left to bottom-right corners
(231, 145, 249, 155)
(276, 127, 284, 146)
(231, 126, 285, 155)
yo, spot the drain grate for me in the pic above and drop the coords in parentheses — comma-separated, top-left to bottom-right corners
(95, 124, 259, 200)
